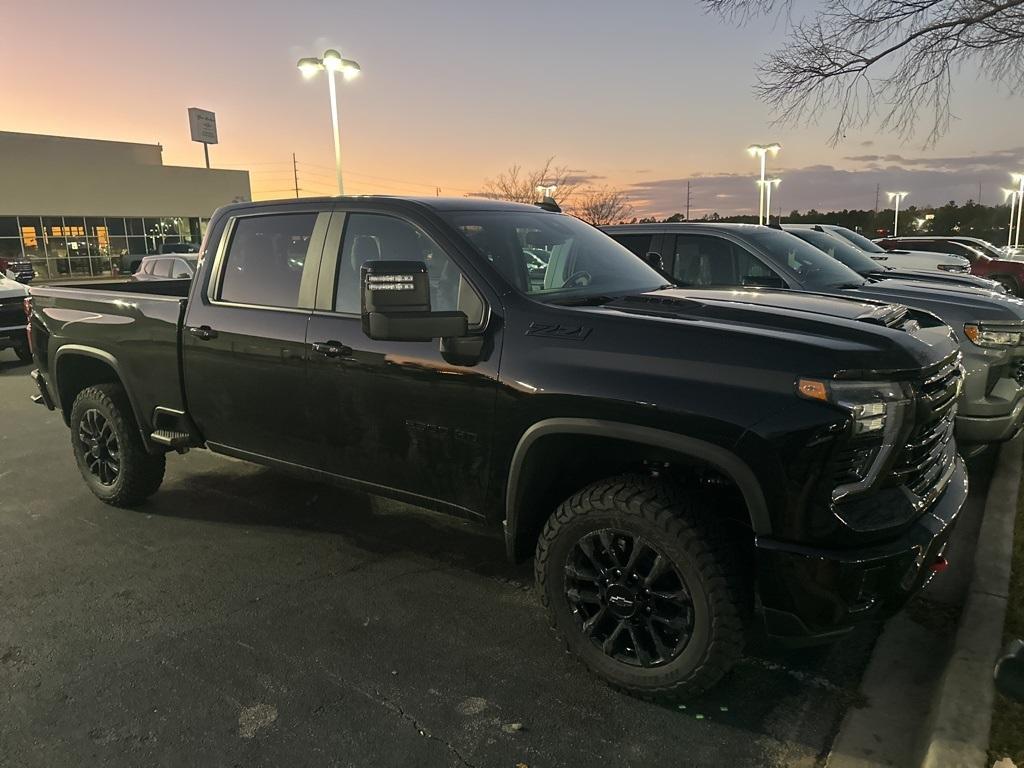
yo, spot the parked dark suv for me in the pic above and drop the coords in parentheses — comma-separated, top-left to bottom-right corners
(876, 236, 1024, 295)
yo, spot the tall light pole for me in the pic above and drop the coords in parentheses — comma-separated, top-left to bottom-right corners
(761, 178, 781, 224)
(1004, 188, 1020, 248)
(297, 49, 361, 195)
(886, 191, 909, 236)
(1013, 173, 1024, 249)
(748, 143, 781, 225)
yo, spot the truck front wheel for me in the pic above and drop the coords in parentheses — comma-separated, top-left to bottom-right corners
(535, 475, 748, 701)
(70, 384, 165, 507)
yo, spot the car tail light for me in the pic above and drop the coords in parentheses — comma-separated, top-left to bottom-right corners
(23, 296, 33, 354)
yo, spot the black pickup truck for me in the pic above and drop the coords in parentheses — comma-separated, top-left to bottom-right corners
(28, 196, 967, 700)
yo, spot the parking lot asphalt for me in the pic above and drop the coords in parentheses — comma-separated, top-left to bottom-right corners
(0, 349, 990, 768)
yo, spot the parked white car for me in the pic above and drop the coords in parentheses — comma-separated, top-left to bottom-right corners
(787, 225, 971, 272)
(0, 273, 30, 362)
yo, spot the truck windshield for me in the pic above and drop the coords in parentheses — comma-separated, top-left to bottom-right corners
(786, 228, 883, 276)
(743, 227, 866, 289)
(442, 210, 667, 302)
(828, 226, 888, 254)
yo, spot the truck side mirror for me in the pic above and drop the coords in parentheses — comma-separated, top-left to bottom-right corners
(360, 260, 468, 342)
(995, 639, 1024, 702)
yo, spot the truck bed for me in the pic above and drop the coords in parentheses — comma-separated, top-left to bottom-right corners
(29, 280, 189, 428)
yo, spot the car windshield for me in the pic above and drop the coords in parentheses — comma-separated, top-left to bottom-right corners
(962, 239, 1004, 259)
(743, 227, 866, 289)
(442, 210, 667, 302)
(786, 228, 883, 276)
(827, 226, 887, 254)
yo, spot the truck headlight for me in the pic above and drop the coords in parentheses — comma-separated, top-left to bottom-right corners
(937, 264, 969, 273)
(964, 323, 1022, 348)
(797, 378, 913, 501)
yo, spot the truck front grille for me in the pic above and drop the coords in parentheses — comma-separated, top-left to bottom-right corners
(892, 355, 961, 504)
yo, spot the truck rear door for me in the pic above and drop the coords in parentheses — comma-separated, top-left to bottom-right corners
(182, 205, 330, 467)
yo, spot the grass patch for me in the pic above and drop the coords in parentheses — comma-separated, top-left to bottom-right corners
(988, 452, 1024, 766)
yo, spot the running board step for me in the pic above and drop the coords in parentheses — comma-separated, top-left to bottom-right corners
(150, 430, 200, 449)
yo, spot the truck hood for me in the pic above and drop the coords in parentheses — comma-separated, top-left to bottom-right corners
(842, 278, 1024, 324)
(597, 287, 956, 375)
(869, 268, 1004, 293)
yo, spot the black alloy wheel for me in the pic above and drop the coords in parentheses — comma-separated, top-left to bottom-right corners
(566, 529, 694, 668)
(77, 408, 121, 486)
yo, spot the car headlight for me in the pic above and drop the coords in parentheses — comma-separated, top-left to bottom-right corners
(964, 323, 1022, 347)
(797, 377, 913, 501)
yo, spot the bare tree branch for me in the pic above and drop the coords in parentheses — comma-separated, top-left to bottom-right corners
(566, 186, 635, 225)
(704, 0, 1024, 144)
(478, 158, 583, 204)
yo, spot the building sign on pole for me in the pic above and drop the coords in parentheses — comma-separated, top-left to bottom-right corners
(187, 107, 218, 168)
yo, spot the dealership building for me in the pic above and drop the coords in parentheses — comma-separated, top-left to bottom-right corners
(0, 131, 251, 279)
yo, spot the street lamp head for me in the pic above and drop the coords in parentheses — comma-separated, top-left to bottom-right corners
(297, 57, 323, 78)
(340, 58, 361, 81)
(767, 143, 781, 155)
(768, 177, 781, 187)
(1013, 172, 1024, 185)
(322, 49, 344, 71)
(887, 191, 908, 202)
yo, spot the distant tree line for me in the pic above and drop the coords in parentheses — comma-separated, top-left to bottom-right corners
(628, 200, 1017, 242)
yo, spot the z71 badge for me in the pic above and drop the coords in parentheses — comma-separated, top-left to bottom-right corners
(525, 322, 592, 341)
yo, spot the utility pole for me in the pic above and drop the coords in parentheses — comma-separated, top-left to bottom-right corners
(292, 153, 300, 199)
(436, 186, 441, 197)
(685, 181, 691, 220)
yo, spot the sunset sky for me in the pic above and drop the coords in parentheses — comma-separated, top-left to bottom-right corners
(3, 0, 1021, 217)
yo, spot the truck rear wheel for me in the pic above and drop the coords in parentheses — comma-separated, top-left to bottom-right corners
(535, 474, 748, 701)
(70, 384, 165, 507)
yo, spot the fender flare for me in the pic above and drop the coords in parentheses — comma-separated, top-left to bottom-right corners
(52, 344, 146, 430)
(504, 418, 772, 558)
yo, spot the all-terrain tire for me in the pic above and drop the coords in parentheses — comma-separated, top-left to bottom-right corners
(535, 474, 749, 701)
(70, 383, 165, 507)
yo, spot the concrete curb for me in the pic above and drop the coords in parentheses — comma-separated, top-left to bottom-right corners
(920, 436, 1022, 768)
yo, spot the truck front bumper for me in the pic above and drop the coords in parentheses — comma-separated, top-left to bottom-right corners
(754, 456, 968, 643)
(955, 352, 1024, 445)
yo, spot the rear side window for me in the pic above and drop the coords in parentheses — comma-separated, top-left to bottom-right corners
(153, 259, 173, 278)
(219, 213, 317, 308)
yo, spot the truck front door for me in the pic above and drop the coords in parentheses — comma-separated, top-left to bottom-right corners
(304, 208, 501, 515)
(182, 207, 329, 467)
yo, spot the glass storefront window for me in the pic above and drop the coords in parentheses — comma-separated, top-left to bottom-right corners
(126, 218, 145, 236)
(0, 217, 19, 238)
(105, 217, 127, 237)
(0, 238, 23, 261)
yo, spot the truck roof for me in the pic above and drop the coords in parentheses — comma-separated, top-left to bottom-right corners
(220, 195, 544, 215)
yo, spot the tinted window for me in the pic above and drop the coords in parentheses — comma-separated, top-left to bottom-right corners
(141, 260, 156, 275)
(172, 258, 193, 278)
(741, 228, 865, 289)
(219, 213, 316, 308)
(828, 226, 887, 254)
(153, 258, 173, 278)
(671, 234, 782, 287)
(335, 213, 484, 325)
(613, 233, 654, 258)
(786, 228, 881, 275)
(443, 210, 665, 303)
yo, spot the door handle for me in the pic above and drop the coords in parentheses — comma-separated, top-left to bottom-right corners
(188, 325, 218, 341)
(311, 340, 352, 358)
